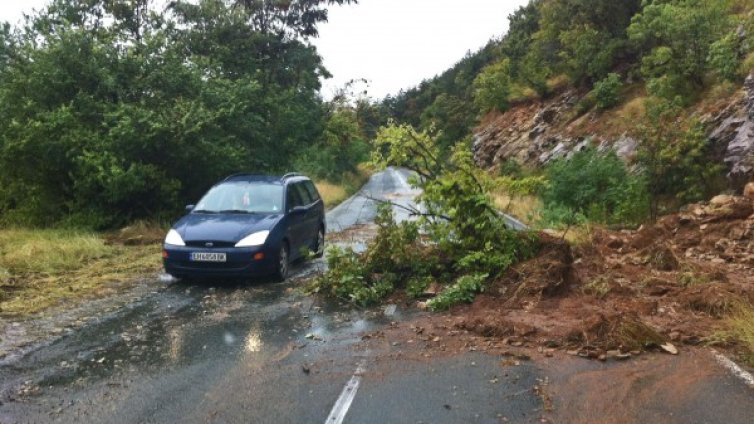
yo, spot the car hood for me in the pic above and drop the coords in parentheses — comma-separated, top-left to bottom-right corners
(175, 213, 282, 243)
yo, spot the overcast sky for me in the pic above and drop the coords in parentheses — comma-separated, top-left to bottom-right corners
(0, 0, 528, 99)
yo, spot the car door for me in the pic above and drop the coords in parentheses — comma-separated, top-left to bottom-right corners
(292, 182, 318, 248)
(285, 184, 306, 257)
(303, 180, 325, 231)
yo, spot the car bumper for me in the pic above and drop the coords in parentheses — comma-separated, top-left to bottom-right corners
(162, 244, 277, 279)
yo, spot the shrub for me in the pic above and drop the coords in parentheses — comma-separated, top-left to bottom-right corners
(709, 32, 742, 82)
(592, 73, 623, 110)
(541, 148, 650, 226)
(427, 274, 488, 311)
(473, 59, 513, 114)
(638, 98, 727, 218)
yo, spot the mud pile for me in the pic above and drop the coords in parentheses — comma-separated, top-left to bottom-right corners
(372, 193, 754, 361)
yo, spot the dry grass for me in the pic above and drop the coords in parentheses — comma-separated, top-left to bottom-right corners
(491, 192, 542, 224)
(547, 74, 571, 93)
(731, 0, 754, 14)
(0, 228, 162, 317)
(741, 51, 754, 75)
(315, 164, 373, 209)
(315, 181, 348, 208)
(490, 190, 592, 244)
(509, 84, 540, 104)
(721, 303, 754, 364)
(596, 87, 648, 137)
(545, 225, 594, 245)
(0, 229, 112, 274)
(105, 220, 168, 246)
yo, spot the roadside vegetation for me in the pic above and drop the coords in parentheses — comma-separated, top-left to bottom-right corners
(722, 303, 754, 365)
(0, 227, 161, 316)
(315, 164, 373, 209)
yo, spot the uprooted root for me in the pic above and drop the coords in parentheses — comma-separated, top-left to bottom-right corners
(568, 313, 667, 352)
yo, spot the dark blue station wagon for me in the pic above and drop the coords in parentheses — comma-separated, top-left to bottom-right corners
(162, 173, 326, 281)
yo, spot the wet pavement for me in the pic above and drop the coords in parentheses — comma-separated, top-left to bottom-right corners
(1, 168, 754, 423)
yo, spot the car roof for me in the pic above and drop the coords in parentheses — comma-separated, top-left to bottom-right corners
(221, 173, 311, 184)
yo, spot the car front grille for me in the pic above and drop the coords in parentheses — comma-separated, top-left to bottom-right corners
(185, 241, 237, 248)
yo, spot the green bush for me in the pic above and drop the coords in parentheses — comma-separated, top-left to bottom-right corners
(0, 0, 353, 229)
(709, 32, 742, 82)
(427, 274, 488, 311)
(638, 98, 727, 218)
(592, 73, 623, 110)
(473, 59, 513, 114)
(541, 148, 650, 226)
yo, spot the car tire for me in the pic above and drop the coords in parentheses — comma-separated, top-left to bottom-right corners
(313, 226, 325, 258)
(274, 242, 290, 282)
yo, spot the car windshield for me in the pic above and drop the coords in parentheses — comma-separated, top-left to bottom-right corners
(193, 182, 284, 214)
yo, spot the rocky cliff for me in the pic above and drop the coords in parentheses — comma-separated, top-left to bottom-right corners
(473, 77, 754, 190)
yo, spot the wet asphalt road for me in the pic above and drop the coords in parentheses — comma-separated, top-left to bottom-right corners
(2, 168, 754, 423)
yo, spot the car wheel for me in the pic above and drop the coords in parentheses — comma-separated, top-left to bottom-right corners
(313, 227, 325, 258)
(274, 242, 290, 282)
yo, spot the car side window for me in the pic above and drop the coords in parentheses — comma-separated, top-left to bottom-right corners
(303, 181, 321, 203)
(286, 185, 303, 211)
(294, 182, 313, 205)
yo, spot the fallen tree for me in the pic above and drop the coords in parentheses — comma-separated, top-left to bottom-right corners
(308, 123, 542, 308)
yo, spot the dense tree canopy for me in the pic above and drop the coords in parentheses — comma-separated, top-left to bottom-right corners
(0, 0, 357, 227)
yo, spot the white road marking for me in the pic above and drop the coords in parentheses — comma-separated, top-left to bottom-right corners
(713, 350, 754, 388)
(325, 361, 366, 424)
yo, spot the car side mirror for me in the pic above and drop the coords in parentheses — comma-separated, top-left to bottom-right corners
(185, 204, 195, 213)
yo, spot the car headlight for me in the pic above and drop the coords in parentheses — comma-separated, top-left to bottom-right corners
(164, 229, 186, 246)
(235, 231, 270, 247)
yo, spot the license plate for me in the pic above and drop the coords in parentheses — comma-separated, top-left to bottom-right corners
(190, 252, 227, 262)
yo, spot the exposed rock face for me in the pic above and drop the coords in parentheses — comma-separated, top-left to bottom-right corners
(707, 75, 754, 188)
(474, 76, 754, 189)
(473, 90, 594, 170)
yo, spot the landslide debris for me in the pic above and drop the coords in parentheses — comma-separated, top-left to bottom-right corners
(368, 193, 754, 362)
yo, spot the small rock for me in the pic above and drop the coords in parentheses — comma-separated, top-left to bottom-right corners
(711, 195, 736, 207)
(423, 283, 441, 297)
(744, 182, 754, 200)
(615, 353, 632, 361)
(679, 215, 694, 225)
(660, 342, 679, 355)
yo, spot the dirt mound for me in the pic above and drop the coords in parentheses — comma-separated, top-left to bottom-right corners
(487, 235, 575, 306)
(370, 194, 754, 363)
(641, 243, 680, 271)
(679, 283, 754, 317)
